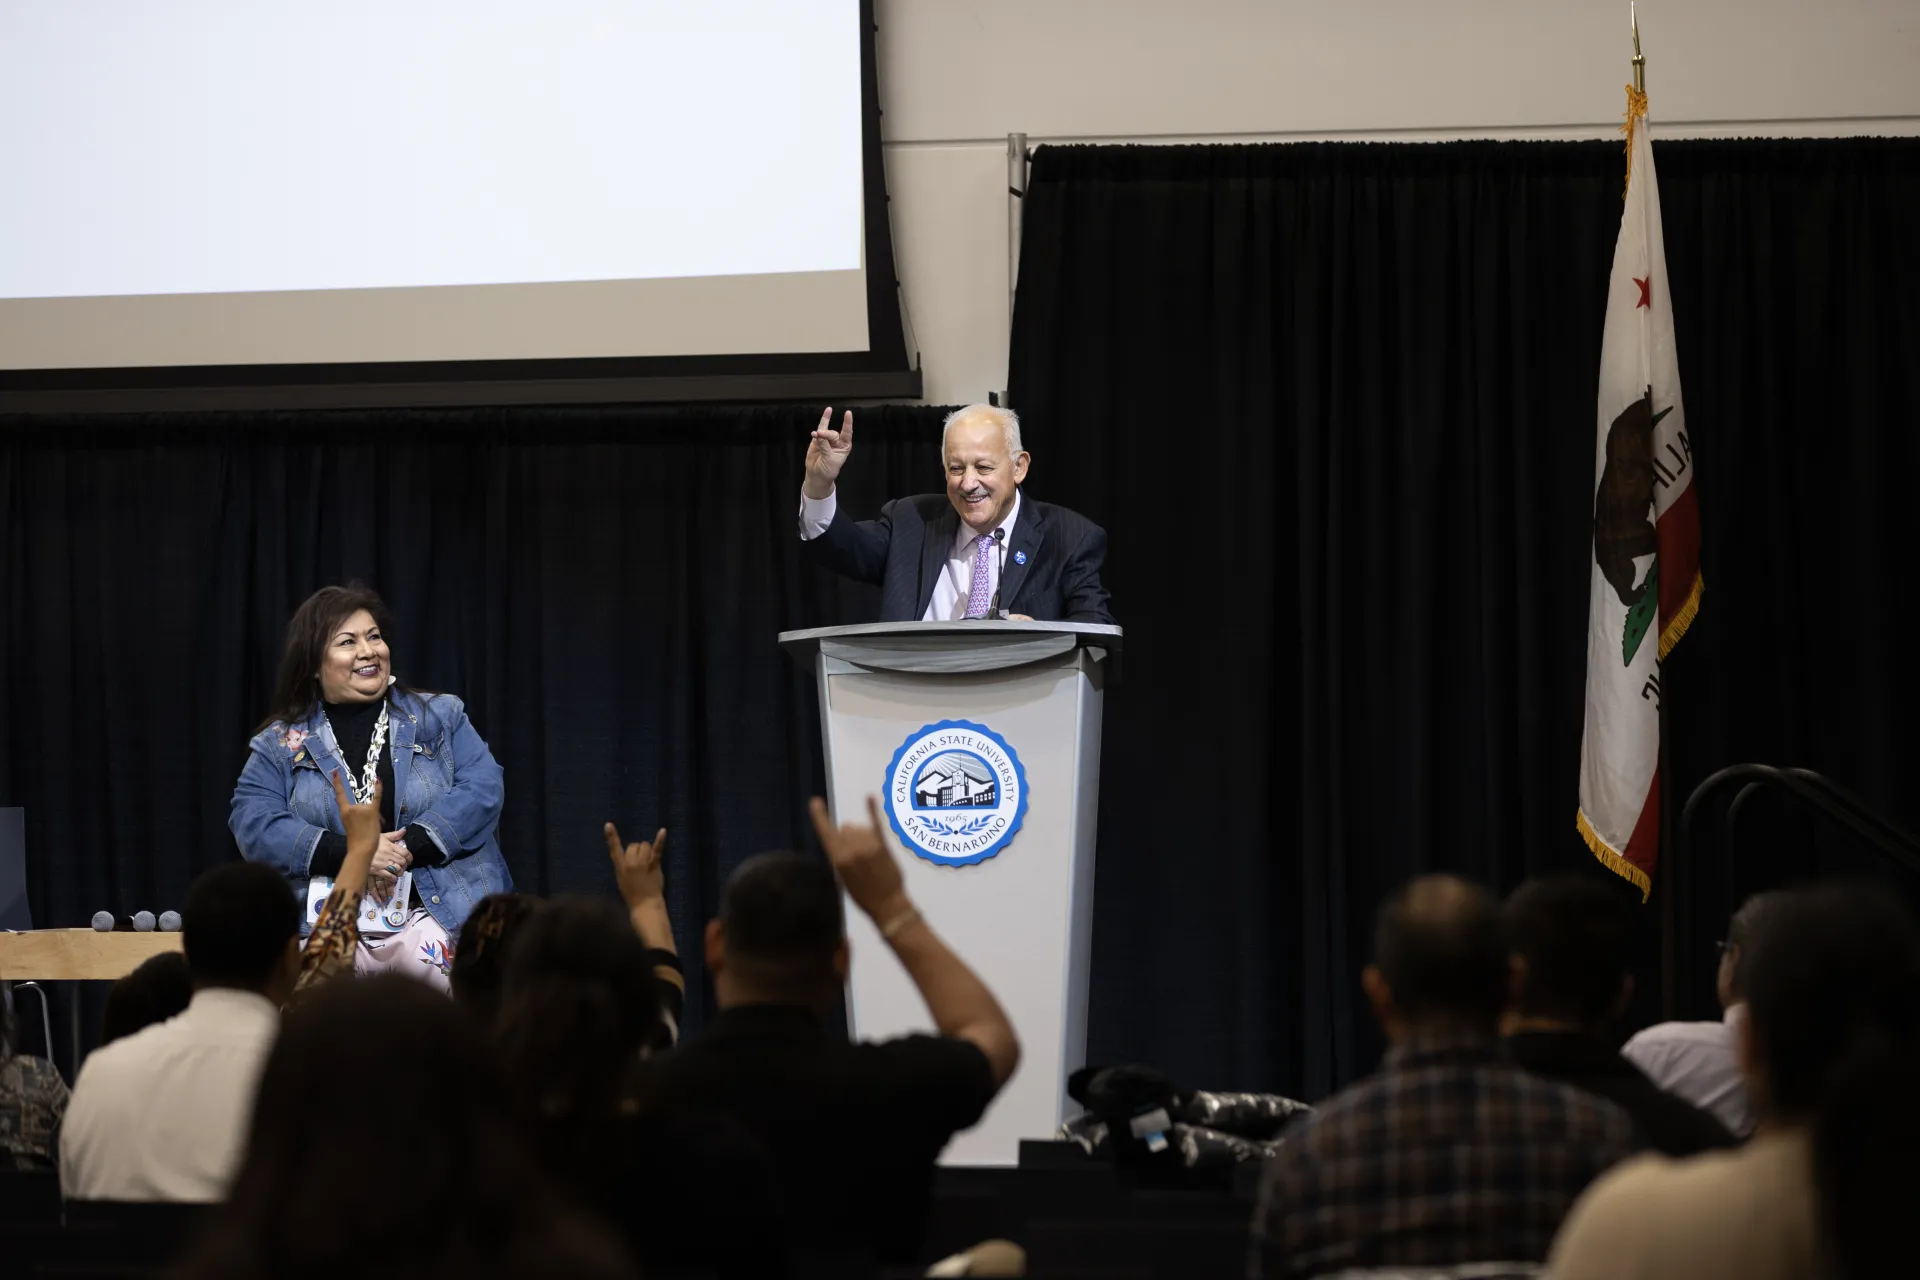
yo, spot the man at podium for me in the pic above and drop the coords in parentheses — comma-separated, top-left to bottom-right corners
(798, 404, 1115, 624)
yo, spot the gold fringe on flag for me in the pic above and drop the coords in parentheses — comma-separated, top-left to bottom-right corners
(1577, 806, 1653, 901)
(1657, 570, 1704, 660)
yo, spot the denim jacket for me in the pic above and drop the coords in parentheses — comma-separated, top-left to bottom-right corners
(229, 690, 511, 937)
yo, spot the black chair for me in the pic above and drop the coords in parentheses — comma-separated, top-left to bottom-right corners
(1009, 1167, 1132, 1217)
(791, 1246, 880, 1280)
(921, 1184, 1004, 1263)
(0, 1167, 62, 1226)
(0, 1221, 137, 1280)
(63, 1200, 211, 1264)
(1019, 1139, 1094, 1170)
(1024, 1217, 1247, 1280)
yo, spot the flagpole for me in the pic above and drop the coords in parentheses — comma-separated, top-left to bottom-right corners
(1631, 3, 1646, 94)
(1631, 2, 1682, 1020)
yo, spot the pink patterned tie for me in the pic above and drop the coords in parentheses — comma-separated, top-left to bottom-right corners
(964, 534, 994, 618)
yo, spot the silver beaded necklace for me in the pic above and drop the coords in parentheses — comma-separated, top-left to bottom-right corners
(326, 699, 390, 805)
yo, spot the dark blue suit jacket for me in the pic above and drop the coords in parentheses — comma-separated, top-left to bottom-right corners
(806, 492, 1115, 624)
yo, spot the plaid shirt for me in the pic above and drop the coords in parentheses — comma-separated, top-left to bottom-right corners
(1249, 1034, 1636, 1279)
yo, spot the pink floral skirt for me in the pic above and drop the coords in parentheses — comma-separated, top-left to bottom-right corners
(354, 908, 454, 993)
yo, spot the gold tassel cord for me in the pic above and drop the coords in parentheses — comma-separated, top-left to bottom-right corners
(1577, 807, 1653, 901)
(1621, 85, 1649, 196)
(1657, 571, 1704, 660)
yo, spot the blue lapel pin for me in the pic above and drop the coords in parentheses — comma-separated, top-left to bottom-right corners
(1014, 550, 1027, 565)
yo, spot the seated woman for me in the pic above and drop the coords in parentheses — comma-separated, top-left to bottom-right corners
(230, 583, 511, 990)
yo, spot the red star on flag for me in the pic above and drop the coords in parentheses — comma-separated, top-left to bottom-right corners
(1634, 276, 1651, 308)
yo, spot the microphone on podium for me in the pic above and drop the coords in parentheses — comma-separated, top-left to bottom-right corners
(987, 527, 1008, 619)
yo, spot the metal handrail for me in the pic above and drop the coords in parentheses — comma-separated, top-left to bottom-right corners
(1682, 764, 1920, 878)
(1665, 764, 1920, 1016)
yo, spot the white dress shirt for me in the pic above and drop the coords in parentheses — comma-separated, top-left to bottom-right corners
(60, 987, 280, 1202)
(1620, 1003, 1754, 1137)
(799, 487, 1023, 621)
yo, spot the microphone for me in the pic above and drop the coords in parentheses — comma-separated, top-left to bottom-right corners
(158, 910, 181, 932)
(987, 527, 1007, 619)
(90, 911, 160, 933)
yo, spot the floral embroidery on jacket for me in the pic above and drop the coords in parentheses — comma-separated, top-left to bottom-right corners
(280, 726, 311, 754)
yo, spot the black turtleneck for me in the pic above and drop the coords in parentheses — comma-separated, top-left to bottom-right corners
(307, 696, 448, 880)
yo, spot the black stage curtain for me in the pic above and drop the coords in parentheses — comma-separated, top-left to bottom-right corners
(5, 139, 1917, 1100)
(0, 405, 948, 1045)
(1010, 137, 1920, 1099)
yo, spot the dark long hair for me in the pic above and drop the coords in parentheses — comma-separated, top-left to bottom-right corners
(494, 897, 666, 1147)
(1743, 882, 1920, 1280)
(179, 977, 632, 1280)
(451, 892, 548, 1029)
(255, 582, 422, 733)
(493, 898, 789, 1280)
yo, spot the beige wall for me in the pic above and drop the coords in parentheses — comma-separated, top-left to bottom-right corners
(874, 0, 1920, 405)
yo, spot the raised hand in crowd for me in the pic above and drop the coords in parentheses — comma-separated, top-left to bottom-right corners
(810, 795, 907, 921)
(605, 821, 679, 962)
(291, 771, 391, 997)
(808, 796, 1020, 1085)
(802, 406, 854, 500)
(328, 770, 383, 903)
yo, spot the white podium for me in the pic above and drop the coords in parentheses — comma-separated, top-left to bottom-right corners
(779, 621, 1120, 1165)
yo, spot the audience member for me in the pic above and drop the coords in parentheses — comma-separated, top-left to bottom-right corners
(493, 821, 776, 1279)
(62, 772, 380, 1201)
(60, 861, 302, 1201)
(0, 994, 68, 1170)
(498, 896, 784, 1280)
(1249, 875, 1636, 1279)
(1504, 875, 1736, 1155)
(1622, 890, 1784, 1137)
(181, 976, 634, 1280)
(100, 951, 195, 1045)
(449, 891, 546, 1027)
(640, 796, 1019, 1269)
(1550, 882, 1920, 1280)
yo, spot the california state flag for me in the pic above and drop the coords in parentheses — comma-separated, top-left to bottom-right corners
(1577, 88, 1702, 899)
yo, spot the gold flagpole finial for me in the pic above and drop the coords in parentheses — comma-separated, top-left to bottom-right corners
(1631, 3, 1646, 94)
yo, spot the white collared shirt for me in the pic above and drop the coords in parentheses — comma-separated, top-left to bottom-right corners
(799, 487, 1023, 621)
(60, 987, 280, 1202)
(1620, 1002, 1754, 1137)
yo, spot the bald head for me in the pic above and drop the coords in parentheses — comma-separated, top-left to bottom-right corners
(1369, 875, 1510, 1035)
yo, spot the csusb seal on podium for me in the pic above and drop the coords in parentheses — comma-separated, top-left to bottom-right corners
(884, 719, 1029, 867)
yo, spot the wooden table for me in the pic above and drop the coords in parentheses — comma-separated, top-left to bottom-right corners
(0, 929, 182, 981)
(0, 930, 185, 1066)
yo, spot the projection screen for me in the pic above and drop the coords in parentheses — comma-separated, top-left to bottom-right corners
(0, 0, 917, 409)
